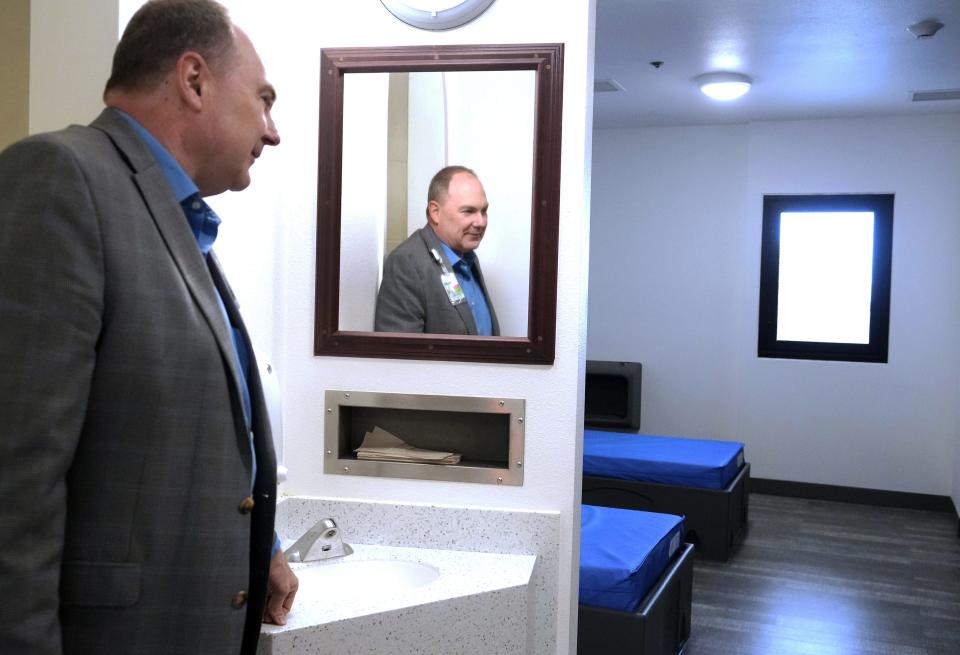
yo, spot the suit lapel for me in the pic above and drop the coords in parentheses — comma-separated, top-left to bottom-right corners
(207, 253, 265, 437)
(91, 109, 249, 448)
(452, 288, 479, 335)
(208, 253, 278, 494)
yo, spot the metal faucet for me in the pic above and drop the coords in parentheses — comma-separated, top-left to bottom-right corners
(284, 518, 353, 562)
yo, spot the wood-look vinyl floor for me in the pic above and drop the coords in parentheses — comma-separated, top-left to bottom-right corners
(683, 494, 960, 655)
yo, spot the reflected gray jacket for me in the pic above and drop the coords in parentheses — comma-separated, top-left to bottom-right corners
(374, 225, 500, 335)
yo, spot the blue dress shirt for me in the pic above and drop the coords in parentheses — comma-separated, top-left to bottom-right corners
(439, 242, 493, 336)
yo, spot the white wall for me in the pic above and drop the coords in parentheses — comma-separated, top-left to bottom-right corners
(214, 2, 596, 653)
(590, 125, 747, 437)
(590, 113, 960, 497)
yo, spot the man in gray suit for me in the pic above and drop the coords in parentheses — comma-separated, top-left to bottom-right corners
(0, 1, 297, 653)
(375, 165, 500, 335)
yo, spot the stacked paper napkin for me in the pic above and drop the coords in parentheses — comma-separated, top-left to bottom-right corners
(355, 426, 461, 465)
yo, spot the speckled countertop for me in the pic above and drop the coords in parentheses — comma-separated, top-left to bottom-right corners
(271, 497, 561, 654)
(264, 543, 535, 629)
(258, 544, 536, 654)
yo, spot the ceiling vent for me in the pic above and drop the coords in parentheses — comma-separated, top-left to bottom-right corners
(594, 78, 624, 93)
(911, 89, 960, 102)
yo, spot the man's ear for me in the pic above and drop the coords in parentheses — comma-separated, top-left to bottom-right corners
(175, 51, 209, 111)
(427, 200, 440, 225)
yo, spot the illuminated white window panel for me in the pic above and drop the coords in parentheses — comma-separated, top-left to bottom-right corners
(776, 211, 874, 344)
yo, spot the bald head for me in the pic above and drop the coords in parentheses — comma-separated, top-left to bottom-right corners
(427, 167, 489, 254)
(104, 0, 236, 97)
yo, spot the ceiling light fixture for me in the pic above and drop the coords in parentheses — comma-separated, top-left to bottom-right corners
(907, 19, 944, 39)
(696, 72, 752, 101)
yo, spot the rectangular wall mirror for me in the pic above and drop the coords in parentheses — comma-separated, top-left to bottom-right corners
(315, 44, 564, 364)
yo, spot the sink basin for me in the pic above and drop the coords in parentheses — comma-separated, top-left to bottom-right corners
(291, 558, 439, 599)
(260, 541, 537, 654)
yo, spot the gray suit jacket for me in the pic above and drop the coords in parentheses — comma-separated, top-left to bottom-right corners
(0, 109, 276, 655)
(374, 225, 500, 335)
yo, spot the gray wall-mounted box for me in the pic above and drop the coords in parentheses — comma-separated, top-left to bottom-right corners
(324, 390, 525, 485)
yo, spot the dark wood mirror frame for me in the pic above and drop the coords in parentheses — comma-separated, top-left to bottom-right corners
(314, 43, 563, 364)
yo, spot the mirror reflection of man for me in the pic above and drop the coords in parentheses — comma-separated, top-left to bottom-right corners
(375, 165, 500, 335)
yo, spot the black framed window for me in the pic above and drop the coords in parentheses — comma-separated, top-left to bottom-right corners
(758, 194, 894, 363)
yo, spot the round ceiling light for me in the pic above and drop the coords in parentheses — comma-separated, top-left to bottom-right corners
(907, 19, 944, 39)
(696, 72, 753, 101)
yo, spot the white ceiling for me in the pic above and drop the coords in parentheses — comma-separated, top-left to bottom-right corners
(593, 0, 960, 129)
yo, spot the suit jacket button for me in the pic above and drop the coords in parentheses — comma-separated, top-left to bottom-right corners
(238, 496, 255, 514)
(232, 591, 248, 609)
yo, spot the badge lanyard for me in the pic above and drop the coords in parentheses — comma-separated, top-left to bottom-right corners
(431, 248, 466, 306)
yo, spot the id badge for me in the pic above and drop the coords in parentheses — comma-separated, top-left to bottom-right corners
(440, 271, 466, 305)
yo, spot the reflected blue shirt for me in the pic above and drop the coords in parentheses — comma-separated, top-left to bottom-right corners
(439, 242, 493, 336)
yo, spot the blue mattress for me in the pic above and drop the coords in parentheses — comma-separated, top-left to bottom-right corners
(579, 505, 685, 613)
(583, 430, 745, 490)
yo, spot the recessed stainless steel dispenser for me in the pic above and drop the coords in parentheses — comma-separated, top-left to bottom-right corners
(324, 390, 525, 485)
